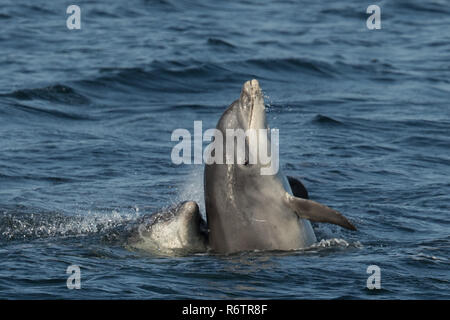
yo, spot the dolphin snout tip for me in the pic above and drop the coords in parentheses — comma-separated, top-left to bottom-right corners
(250, 79, 260, 88)
(243, 79, 260, 92)
(182, 201, 199, 212)
(241, 79, 263, 104)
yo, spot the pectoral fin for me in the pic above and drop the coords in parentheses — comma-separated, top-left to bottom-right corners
(285, 193, 357, 231)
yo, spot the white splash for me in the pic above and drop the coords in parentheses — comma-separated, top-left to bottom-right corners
(174, 165, 206, 217)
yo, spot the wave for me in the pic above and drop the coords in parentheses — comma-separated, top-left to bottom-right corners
(72, 57, 339, 97)
(393, 135, 450, 148)
(2, 101, 92, 121)
(1, 84, 90, 105)
(312, 114, 344, 126)
(207, 38, 236, 48)
(1, 55, 406, 106)
(392, 0, 450, 15)
(0, 57, 340, 110)
(90, 57, 338, 85)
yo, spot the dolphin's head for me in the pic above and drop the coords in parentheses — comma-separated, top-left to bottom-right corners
(127, 201, 208, 254)
(217, 79, 267, 133)
(215, 79, 277, 174)
(174, 201, 206, 236)
(149, 201, 206, 241)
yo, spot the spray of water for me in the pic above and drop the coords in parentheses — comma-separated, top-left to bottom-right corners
(173, 165, 206, 218)
(0, 208, 139, 241)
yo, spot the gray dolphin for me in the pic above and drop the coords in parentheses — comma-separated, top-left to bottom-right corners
(204, 79, 356, 254)
(125, 201, 208, 255)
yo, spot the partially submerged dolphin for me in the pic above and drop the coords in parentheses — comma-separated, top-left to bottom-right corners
(205, 79, 356, 254)
(125, 79, 356, 255)
(125, 201, 208, 254)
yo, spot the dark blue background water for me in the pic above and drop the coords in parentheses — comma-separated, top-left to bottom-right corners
(0, 0, 449, 299)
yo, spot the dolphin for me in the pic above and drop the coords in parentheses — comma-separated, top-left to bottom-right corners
(204, 79, 356, 254)
(125, 201, 208, 255)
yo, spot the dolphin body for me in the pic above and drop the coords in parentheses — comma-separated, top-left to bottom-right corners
(204, 79, 356, 254)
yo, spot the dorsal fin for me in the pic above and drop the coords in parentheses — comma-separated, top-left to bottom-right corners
(287, 176, 309, 199)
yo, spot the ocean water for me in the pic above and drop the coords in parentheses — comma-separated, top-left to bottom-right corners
(0, 0, 449, 299)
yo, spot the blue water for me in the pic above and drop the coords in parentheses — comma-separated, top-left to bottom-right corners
(0, 0, 449, 299)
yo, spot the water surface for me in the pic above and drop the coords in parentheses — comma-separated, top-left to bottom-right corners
(0, 0, 449, 299)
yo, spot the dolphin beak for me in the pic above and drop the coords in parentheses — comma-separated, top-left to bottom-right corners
(240, 79, 265, 130)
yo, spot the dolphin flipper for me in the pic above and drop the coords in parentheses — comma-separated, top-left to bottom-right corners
(285, 193, 357, 231)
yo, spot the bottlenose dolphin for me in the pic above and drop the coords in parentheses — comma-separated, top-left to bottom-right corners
(125, 201, 208, 254)
(204, 79, 356, 254)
